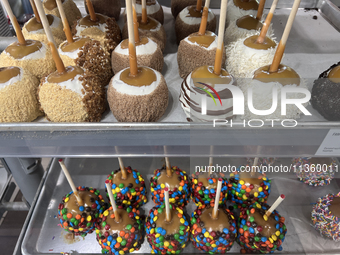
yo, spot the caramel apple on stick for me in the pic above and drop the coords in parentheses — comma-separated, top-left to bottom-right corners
(34, 0, 106, 122)
(107, 0, 168, 121)
(97, 181, 144, 251)
(177, 0, 222, 78)
(58, 159, 105, 236)
(0, 0, 56, 79)
(111, 0, 163, 73)
(175, 0, 216, 44)
(191, 178, 237, 253)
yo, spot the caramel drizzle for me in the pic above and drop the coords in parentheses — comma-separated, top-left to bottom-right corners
(328, 65, 340, 83)
(5, 40, 42, 59)
(253, 64, 300, 86)
(0, 66, 21, 83)
(120, 67, 156, 86)
(243, 34, 276, 50)
(188, 32, 215, 48)
(60, 37, 91, 52)
(25, 14, 54, 32)
(47, 66, 84, 83)
(137, 16, 158, 30)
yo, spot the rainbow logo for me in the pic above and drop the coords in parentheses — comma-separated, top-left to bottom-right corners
(196, 82, 222, 106)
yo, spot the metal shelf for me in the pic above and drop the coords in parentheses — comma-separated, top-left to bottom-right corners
(0, 122, 339, 157)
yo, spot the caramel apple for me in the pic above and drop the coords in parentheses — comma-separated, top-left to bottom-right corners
(72, 7, 122, 55)
(0, 66, 42, 122)
(238, 202, 287, 253)
(311, 62, 340, 121)
(175, 3, 216, 44)
(122, 15, 166, 52)
(22, 14, 65, 46)
(150, 166, 190, 207)
(58, 186, 106, 237)
(96, 207, 144, 254)
(85, 0, 121, 21)
(145, 203, 190, 253)
(191, 205, 237, 253)
(0, 39, 56, 80)
(43, 0, 81, 26)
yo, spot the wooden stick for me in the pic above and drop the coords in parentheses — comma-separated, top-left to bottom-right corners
(126, 0, 138, 76)
(164, 187, 171, 222)
(212, 178, 222, 219)
(105, 182, 121, 222)
(34, 0, 66, 73)
(29, 0, 41, 23)
(132, 0, 140, 43)
(56, 0, 73, 43)
(86, 0, 97, 21)
(198, 0, 211, 35)
(256, 0, 266, 20)
(164, 146, 172, 177)
(269, 0, 301, 73)
(256, 0, 278, 44)
(59, 159, 83, 206)
(118, 157, 127, 179)
(2, 0, 26, 44)
(264, 194, 285, 218)
(141, 0, 147, 24)
(213, 0, 227, 75)
(196, 0, 203, 12)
